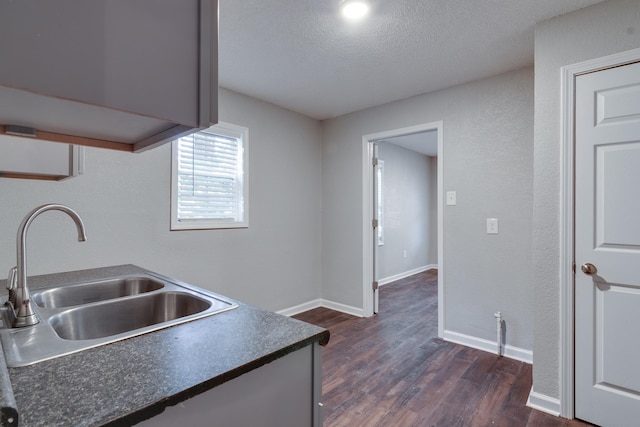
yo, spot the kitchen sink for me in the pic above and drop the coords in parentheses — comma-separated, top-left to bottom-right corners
(0, 272, 237, 367)
(50, 292, 211, 340)
(32, 277, 164, 308)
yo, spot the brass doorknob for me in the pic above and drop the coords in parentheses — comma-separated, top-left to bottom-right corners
(581, 263, 597, 275)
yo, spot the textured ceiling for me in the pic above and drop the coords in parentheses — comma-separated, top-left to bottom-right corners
(219, 0, 606, 120)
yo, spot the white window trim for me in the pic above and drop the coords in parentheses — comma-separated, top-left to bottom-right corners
(170, 121, 249, 230)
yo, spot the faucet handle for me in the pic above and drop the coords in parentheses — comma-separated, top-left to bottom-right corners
(6, 267, 17, 291)
(6, 266, 17, 305)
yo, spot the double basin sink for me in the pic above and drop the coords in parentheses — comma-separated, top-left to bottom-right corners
(0, 273, 238, 367)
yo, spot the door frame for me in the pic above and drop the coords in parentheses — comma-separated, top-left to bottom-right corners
(559, 47, 640, 419)
(361, 121, 444, 337)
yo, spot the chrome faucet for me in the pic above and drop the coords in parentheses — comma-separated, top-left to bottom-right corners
(6, 204, 87, 327)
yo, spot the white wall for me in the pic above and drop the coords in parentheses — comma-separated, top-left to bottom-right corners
(0, 88, 323, 312)
(533, 0, 640, 401)
(377, 142, 433, 280)
(322, 67, 534, 351)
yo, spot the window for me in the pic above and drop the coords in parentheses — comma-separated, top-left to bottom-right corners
(171, 121, 248, 230)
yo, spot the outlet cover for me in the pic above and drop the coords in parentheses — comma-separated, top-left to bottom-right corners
(446, 191, 457, 206)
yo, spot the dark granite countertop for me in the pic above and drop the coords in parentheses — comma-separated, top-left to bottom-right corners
(0, 265, 329, 427)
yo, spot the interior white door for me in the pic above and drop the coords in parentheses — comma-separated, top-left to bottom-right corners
(575, 60, 640, 426)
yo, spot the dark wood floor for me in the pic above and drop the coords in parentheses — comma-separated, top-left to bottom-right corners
(294, 270, 594, 427)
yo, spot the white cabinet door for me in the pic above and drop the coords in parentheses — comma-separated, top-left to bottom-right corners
(140, 344, 323, 427)
(575, 60, 640, 427)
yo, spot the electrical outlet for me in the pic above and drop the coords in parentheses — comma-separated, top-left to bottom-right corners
(403, 250, 407, 258)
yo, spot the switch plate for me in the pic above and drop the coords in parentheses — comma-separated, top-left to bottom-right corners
(446, 191, 457, 206)
(487, 218, 498, 234)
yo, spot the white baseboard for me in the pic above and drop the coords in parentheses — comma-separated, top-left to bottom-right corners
(379, 264, 438, 286)
(526, 388, 561, 417)
(321, 299, 364, 317)
(443, 330, 533, 364)
(276, 299, 324, 317)
(277, 299, 364, 318)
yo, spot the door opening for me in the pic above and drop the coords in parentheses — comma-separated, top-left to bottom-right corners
(362, 121, 444, 337)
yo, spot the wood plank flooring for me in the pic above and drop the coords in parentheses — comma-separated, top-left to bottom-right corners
(293, 270, 595, 427)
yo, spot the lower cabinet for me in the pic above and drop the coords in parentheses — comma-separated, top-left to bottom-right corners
(139, 342, 323, 427)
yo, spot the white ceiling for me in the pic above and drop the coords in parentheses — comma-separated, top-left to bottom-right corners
(218, 0, 606, 121)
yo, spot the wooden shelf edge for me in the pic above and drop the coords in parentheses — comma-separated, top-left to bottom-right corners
(0, 125, 134, 152)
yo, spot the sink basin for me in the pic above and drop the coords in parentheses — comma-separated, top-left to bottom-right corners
(50, 292, 210, 340)
(0, 272, 238, 367)
(32, 276, 164, 308)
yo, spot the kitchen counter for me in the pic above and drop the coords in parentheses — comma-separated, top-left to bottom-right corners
(0, 265, 329, 426)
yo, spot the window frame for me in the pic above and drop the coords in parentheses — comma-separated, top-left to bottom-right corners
(170, 121, 249, 230)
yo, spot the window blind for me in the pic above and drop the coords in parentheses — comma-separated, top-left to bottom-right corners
(176, 130, 244, 222)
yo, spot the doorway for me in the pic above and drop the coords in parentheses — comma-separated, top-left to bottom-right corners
(373, 137, 437, 308)
(361, 121, 444, 337)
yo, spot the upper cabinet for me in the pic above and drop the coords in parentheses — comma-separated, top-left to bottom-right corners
(0, 0, 218, 153)
(0, 134, 82, 181)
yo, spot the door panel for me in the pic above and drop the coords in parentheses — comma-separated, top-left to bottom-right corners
(575, 60, 640, 426)
(597, 143, 640, 248)
(597, 284, 640, 392)
(596, 83, 640, 126)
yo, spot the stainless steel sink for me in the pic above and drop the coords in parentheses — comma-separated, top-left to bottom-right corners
(50, 292, 211, 340)
(32, 277, 164, 308)
(0, 272, 237, 367)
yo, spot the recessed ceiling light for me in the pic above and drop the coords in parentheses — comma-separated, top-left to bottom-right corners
(341, 0, 369, 20)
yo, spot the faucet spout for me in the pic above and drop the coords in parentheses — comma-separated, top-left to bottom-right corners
(10, 204, 87, 328)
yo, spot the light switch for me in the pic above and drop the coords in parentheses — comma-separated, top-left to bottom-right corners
(446, 191, 457, 206)
(487, 218, 498, 234)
